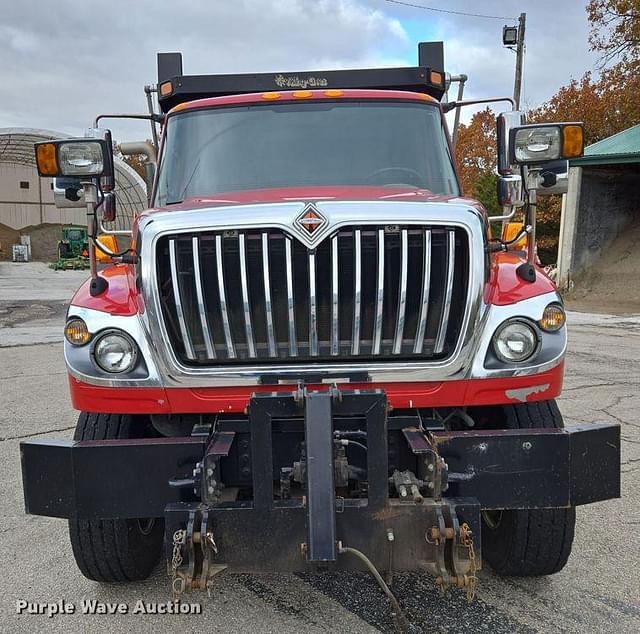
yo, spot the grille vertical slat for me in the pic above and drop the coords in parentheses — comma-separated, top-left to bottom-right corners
(261, 232, 277, 357)
(192, 236, 215, 359)
(434, 230, 456, 354)
(309, 250, 319, 356)
(169, 238, 196, 360)
(392, 229, 408, 355)
(372, 229, 385, 355)
(285, 237, 298, 356)
(351, 229, 362, 356)
(158, 224, 468, 366)
(330, 235, 339, 356)
(413, 229, 432, 354)
(216, 234, 236, 358)
(238, 233, 256, 358)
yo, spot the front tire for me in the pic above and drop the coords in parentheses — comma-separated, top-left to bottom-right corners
(68, 413, 164, 582)
(480, 400, 576, 576)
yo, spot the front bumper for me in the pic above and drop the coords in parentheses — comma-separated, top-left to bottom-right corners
(21, 390, 620, 575)
(67, 362, 565, 414)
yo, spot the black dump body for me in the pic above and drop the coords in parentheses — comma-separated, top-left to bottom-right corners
(21, 389, 620, 589)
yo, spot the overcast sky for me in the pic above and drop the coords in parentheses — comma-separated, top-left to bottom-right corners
(0, 0, 598, 143)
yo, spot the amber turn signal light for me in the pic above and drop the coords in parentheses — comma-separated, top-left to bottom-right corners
(562, 125, 584, 158)
(95, 234, 119, 263)
(35, 143, 58, 176)
(64, 318, 91, 346)
(539, 304, 566, 332)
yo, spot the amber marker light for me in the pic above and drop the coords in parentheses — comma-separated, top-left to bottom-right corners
(64, 318, 91, 346)
(562, 125, 584, 158)
(159, 81, 173, 97)
(293, 90, 313, 99)
(35, 143, 59, 176)
(262, 92, 281, 100)
(539, 304, 566, 332)
(429, 70, 444, 86)
(324, 89, 343, 97)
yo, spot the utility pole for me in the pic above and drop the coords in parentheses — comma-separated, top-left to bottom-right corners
(513, 12, 526, 110)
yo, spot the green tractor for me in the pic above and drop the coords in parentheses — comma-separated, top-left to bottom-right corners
(50, 225, 91, 270)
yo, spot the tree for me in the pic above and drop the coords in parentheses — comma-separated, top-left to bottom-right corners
(528, 65, 640, 145)
(587, 0, 640, 71)
(454, 108, 500, 215)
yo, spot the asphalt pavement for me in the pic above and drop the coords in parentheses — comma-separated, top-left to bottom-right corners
(1, 261, 639, 633)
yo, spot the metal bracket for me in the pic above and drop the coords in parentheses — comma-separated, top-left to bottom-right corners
(304, 391, 337, 562)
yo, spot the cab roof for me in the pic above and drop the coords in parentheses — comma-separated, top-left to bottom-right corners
(167, 89, 439, 116)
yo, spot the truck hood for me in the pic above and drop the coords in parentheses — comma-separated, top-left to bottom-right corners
(138, 193, 487, 257)
(146, 186, 478, 214)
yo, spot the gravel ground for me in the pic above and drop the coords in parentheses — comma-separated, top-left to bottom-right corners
(0, 264, 639, 633)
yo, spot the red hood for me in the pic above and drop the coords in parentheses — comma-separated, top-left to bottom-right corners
(147, 186, 468, 214)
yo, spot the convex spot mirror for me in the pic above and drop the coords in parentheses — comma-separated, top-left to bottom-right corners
(35, 138, 113, 179)
(509, 123, 584, 165)
(101, 191, 117, 223)
(497, 174, 524, 207)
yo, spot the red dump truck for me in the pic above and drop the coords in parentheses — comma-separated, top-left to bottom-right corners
(22, 43, 619, 610)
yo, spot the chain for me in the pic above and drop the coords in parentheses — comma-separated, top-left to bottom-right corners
(170, 529, 186, 602)
(459, 523, 477, 602)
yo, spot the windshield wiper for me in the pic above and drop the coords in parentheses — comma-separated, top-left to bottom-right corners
(166, 157, 201, 205)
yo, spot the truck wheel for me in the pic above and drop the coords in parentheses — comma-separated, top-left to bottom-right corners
(68, 412, 164, 582)
(481, 400, 575, 576)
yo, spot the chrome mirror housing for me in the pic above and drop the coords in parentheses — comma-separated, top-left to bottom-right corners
(497, 174, 524, 208)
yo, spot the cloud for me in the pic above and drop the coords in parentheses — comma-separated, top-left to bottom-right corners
(0, 0, 599, 140)
(0, 0, 409, 141)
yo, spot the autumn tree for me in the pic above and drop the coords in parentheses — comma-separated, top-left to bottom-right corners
(587, 0, 640, 71)
(528, 67, 640, 144)
(454, 108, 501, 216)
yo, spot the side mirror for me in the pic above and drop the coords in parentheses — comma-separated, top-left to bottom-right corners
(35, 139, 113, 179)
(497, 174, 524, 207)
(509, 123, 584, 165)
(101, 191, 117, 222)
(496, 111, 526, 175)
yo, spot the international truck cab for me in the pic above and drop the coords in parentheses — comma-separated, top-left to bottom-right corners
(23, 44, 619, 612)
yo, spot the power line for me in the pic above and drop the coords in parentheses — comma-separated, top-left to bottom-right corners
(384, 0, 517, 21)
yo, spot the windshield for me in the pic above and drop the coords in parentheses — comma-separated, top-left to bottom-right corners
(155, 100, 459, 206)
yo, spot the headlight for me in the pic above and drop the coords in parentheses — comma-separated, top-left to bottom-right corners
(493, 320, 538, 363)
(93, 331, 137, 373)
(539, 303, 566, 332)
(64, 318, 91, 346)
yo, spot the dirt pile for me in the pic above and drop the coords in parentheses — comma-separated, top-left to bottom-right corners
(565, 219, 640, 314)
(18, 224, 65, 262)
(0, 224, 20, 260)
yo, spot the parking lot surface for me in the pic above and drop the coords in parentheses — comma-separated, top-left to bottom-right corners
(1, 262, 639, 633)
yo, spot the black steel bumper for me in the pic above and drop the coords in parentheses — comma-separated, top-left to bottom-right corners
(21, 390, 620, 575)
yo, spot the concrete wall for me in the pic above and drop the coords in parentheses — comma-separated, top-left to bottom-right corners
(0, 163, 85, 229)
(557, 163, 640, 289)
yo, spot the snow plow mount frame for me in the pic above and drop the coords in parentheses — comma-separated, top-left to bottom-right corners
(21, 389, 620, 576)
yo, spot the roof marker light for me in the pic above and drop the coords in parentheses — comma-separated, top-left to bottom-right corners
(293, 90, 313, 99)
(159, 81, 173, 97)
(429, 70, 444, 86)
(262, 92, 281, 100)
(324, 89, 343, 97)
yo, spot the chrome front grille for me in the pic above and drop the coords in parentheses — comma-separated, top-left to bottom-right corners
(156, 225, 469, 366)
